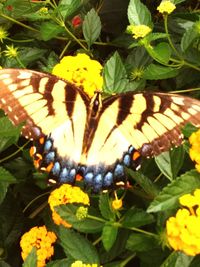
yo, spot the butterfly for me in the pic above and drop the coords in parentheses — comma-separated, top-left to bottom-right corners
(0, 68, 200, 191)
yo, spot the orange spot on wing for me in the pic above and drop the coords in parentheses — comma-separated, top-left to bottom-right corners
(133, 151, 141, 161)
(76, 174, 83, 181)
(39, 137, 45, 144)
(30, 146, 36, 157)
(46, 162, 54, 172)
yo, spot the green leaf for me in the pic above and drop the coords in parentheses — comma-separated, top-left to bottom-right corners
(58, 227, 99, 264)
(160, 251, 193, 267)
(99, 193, 114, 220)
(147, 170, 200, 213)
(0, 117, 21, 153)
(146, 42, 172, 64)
(22, 247, 37, 267)
(82, 8, 101, 48)
(0, 167, 16, 205)
(181, 22, 200, 52)
(57, 0, 81, 20)
(127, 169, 158, 198)
(122, 207, 154, 228)
(0, 261, 11, 267)
(126, 233, 158, 252)
(102, 223, 118, 251)
(103, 51, 129, 93)
(182, 123, 199, 138)
(40, 22, 64, 41)
(155, 146, 185, 181)
(143, 64, 178, 80)
(127, 0, 152, 26)
(55, 205, 104, 233)
(145, 32, 168, 42)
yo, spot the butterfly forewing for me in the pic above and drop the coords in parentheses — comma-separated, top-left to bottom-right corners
(0, 69, 89, 164)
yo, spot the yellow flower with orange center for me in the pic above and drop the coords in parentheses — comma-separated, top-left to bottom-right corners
(52, 53, 103, 97)
(20, 225, 57, 267)
(157, 1, 176, 14)
(48, 184, 90, 227)
(166, 189, 200, 256)
(126, 24, 152, 39)
(189, 129, 200, 173)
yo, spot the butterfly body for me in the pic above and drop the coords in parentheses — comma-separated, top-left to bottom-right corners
(0, 68, 200, 191)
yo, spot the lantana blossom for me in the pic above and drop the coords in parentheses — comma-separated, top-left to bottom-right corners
(166, 189, 200, 256)
(52, 53, 103, 97)
(48, 184, 90, 227)
(20, 225, 57, 267)
(189, 129, 200, 173)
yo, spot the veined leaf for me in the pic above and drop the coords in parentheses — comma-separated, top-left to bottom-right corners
(160, 251, 193, 267)
(99, 192, 115, 220)
(103, 51, 129, 93)
(147, 170, 200, 213)
(22, 247, 37, 267)
(40, 22, 64, 41)
(0, 117, 21, 153)
(57, 0, 82, 20)
(102, 223, 118, 251)
(126, 233, 158, 252)
(143, 64, 178, 80)
(127, 0, 152, 26)
(59, 227, 99, 264)
(83, 8, 101, 48)
(155, 146, 185, 181)
(181, 22, 200, 52)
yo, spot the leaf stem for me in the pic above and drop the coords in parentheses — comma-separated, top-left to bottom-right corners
(0, 140, 30, 164)
(0, 13, 39, 32)
(87, 214, 106, 223)
(120, 253, 136, 267)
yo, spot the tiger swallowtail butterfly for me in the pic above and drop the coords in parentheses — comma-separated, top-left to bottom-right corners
(0, 68, 200, 191)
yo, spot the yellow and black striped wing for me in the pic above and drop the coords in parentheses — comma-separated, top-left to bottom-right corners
(85, 91, 200, 164)
(0, 68, 90, 165)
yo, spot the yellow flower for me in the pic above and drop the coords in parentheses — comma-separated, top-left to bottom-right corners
(157, 1, 176, 14)
(0, 27, 8, 42)
(20, 225, 57, 267)
(52, 53, 103, 97)
(4, 44, 18, 58)
(166, 189, 200, 256)
(48, 184, 90, 227)
(71, 261, 101, 267)
(126, 24, 152, 39)
(189, 129, 200, 173)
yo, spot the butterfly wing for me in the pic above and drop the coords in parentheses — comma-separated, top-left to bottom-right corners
(0, 68, 90, 164)
(81, 91, 200, 189)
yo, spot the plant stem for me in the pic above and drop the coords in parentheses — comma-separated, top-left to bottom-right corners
(0, 13, 39, 32)
(87, 214, 106, 223)
(0, 140, 30, 164)
(120, 253, 136, 267)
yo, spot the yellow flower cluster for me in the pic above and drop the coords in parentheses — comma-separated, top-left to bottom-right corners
(48, 184, 90, 227)
(189, 129, 200, 172)
(20, 225, 57, 267)
(0, 26, 8, 42)
(52, 53, 103, 97)
(71, 261, 100, 267)
(157, 1, 176, 14)
(127, 24, 152, 39)
(166, 189, 200, 256)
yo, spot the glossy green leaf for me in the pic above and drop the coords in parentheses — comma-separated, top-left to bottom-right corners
(56, 205, 104, 233)
(40, 22, 64, 41)
(57, 0, 81, 19)
(146, 42, 172, 64)
(127, 169, 158, 198)
(143, 64, 178, 80)
(83, 8, 101, 48)
(103, 51, 129, 93)
(0, 117, 21, 153)
(122, 207, 154, 228)
(0, 167, 16, 204)
(127, 0, 152, 26)
(155, 146, 185, 181)
(160, 251, 193, 267)
(181, 22, 200, 52)
(99, 193, 115, 220)
(126, 233, 158, 252)
(147, 170, 200, 213)
(102, 223, 118, 251)
(59, 227, 99, 264)
(22, 247, 37, 267)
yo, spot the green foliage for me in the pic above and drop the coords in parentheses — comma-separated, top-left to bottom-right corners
(0, 0, 200, 266)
